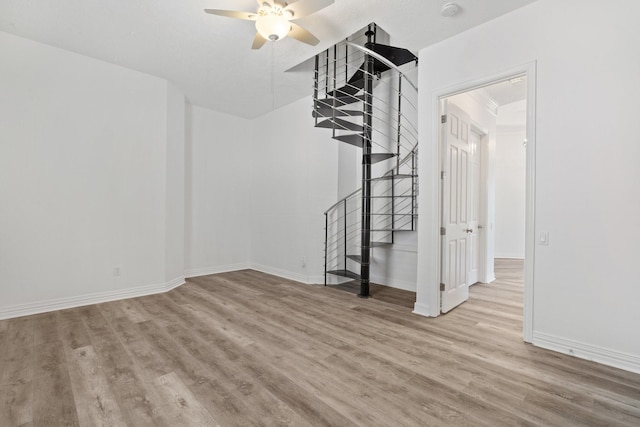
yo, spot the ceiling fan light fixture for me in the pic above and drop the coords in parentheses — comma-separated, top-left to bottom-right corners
(256, 13, 291, 41)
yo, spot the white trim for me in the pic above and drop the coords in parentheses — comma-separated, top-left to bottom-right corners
(0, 277, 185, 320)
(523, 62, 537, 343)
(184, 262, 250, 278)
(483, 274, 496, 284)
(533, 332, 640, 375)
(249, 263, 322, 285)
(426, 61, 537, 343)
(494, 254, 525, 260)
(412, 301, 435, 317)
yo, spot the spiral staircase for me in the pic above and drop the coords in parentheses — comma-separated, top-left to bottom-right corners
(314, 24, 419, 298)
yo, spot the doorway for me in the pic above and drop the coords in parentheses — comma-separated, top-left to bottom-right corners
(436, 70, 534, 341)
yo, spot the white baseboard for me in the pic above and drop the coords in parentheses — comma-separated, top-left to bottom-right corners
(413, 301, 437, 317)
(532, 331, 640, 375)
(184, 262, 250, 278)
(494, 255, 525, 260)
(249, 263, 323, 285)
(0, 276, 185, 321)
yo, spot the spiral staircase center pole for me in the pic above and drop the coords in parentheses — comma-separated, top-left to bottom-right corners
(359, 27, 375, 299)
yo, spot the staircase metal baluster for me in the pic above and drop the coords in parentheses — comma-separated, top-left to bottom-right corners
(343, 199, 348, 271)
(345, 40, 348, 83)
(324, 212, 328, 285)
(314, 54, 319, 127)
(332, 45, 337, 138)
(325, 49, 329, 95)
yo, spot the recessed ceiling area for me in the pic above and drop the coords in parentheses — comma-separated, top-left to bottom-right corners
(0, 0, 537, 118)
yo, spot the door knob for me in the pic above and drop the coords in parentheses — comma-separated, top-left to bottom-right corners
(478, 225, 484, 230)
(465, 228, 473, 233)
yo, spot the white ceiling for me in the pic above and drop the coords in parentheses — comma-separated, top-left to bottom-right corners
(0, 0, 537, 118)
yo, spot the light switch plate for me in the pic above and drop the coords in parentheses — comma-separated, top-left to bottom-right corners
(537, 231, 549, 246)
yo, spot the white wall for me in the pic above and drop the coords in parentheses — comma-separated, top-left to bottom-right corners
(184, 105, 252, 276)
(0, 31, 183, 318)
(495, 101, 526, 258)
(494, 129, 526, 258)
(416, 0, 640, 372)
(249, 97, 338, 284)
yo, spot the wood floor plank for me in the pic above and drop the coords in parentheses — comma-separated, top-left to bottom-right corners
(0, 382, 32, 426)
(32, 313, 59, 346)
(32, 341, 79, 426)
(154, 372, 220, 426)
(56, 308, 92, 353)
(157, 295, 357, 426)
(67, 345, 128, 427)
(115, 299, 149, 324)
(180, 279, 508, 426)
(0, 317, 35, 387)
(163, 316, 312, 427)
(85, 307, 173, 427)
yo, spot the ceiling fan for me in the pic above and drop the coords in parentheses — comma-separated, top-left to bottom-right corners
(204, 0, 334, 49)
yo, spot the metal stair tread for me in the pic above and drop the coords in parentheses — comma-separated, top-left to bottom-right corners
(371, 242, 392, 247)
(316, 117, 363, 132)
(369, 228, 414, 232)
(366, 42, 418, 67)
(366, 153, 397, 164)
(367, 195, 415, 198)
(370, 174, 416, 181)
(346, 254, 362, 264)
(327, 269, 361, 280)
(317, 94, 366, 107)
(369, 213, 418, 216)
(313, 108, 364, 118)
(333, 134, 364, 148)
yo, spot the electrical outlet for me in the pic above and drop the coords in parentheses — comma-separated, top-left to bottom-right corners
(113, 267, 121, 276)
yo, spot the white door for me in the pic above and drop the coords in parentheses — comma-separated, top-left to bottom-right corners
(440, 101, 474, 313)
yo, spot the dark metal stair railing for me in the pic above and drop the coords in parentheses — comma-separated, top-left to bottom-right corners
(316, 28, 419, 291)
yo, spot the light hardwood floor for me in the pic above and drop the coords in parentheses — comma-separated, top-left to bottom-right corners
(1, 260, 639, 426)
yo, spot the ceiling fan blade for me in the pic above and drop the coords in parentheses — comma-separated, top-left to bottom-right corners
(204, 9, 257, 21)
(288, 23, 319, 46)
(283, 0, 334, 19)
(252, 33, 268, 50)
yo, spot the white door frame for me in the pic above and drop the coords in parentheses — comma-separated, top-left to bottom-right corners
(424, 62, 536, 342)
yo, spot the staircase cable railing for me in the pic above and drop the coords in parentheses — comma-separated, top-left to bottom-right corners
(315, 36, 419, 286)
